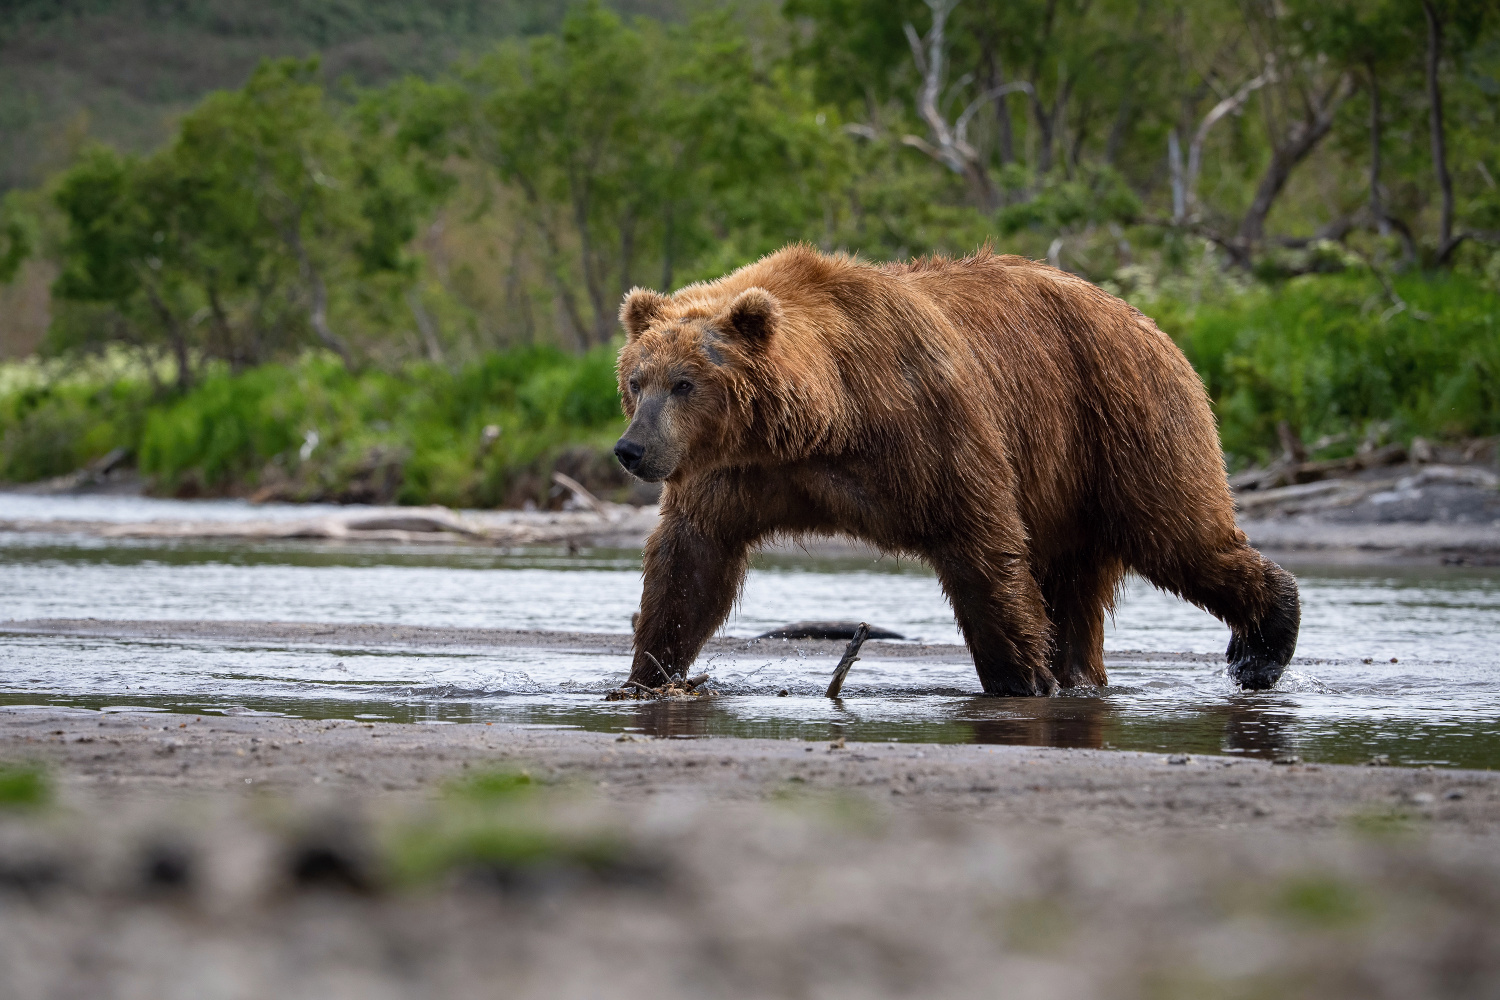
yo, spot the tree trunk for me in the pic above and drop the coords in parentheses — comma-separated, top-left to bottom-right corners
(568, 169, 612, 347)
(406, 289, 445, 365)
(284, 216, 354, 369)
(1068, 94, 1092, 175)
(618, 204, 637, 305)
(983, 50, 1015, 166)
(1105, 89, 1133, 167)
(205, 280, 237, 370)
(1366, 67, 1418, 264)
(1368, 65, 1384, 231)
(1031, 94, 1055, 177)
(514, 174, 590, 351)
(301, 263, 354, 369)
(1234, 78, 1349, 262)
(1423, 0, 1458, 261)
(1168, 129, 1186, 223)
(139, 277, 194, 392)
(660, 201, 675, 292)
(901, 1, 999, 211)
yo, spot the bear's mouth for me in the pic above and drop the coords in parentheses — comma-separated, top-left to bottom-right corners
(622, 461, 672, 484)
(613, 439, 674, 483)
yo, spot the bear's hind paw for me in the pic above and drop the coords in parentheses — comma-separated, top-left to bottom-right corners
(1227, 653, 1286, 691)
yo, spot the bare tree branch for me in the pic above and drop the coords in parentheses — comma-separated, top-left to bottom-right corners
(900, 0, 1001, 210)
(1185, 63, 1275, 218)
(286, 222, 354, 369)
(1234, 72, 1352, 258)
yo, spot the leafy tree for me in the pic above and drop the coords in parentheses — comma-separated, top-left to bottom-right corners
(0, 193, 29, 284)
(49, 58, 448, 383)
(439, 2, 849, 346)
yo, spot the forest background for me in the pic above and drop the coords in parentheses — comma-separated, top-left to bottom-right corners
(0, 0, 1496, 507)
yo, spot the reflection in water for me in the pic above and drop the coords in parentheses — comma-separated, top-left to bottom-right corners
(964, 698, 1108, 750)
(1217, 700, 1294, 757)
(10, 683, 1497, 769)
(627, 699, 720, 740)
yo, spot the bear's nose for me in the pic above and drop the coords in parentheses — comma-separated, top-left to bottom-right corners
(614, 438, 645, 472)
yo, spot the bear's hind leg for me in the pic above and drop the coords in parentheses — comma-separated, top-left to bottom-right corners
(1136, 539, 1301, 691)
(1222, 556, 1300, 689)
(1040, 557, 1123, 688)
(931, 543, 1057, 696)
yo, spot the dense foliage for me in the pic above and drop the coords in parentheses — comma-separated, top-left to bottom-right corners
(1151, 272, 1500, 461)
(1, 346, 627, 505)
(0, 0, 1497, 501)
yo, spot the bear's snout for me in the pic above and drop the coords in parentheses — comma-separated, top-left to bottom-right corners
(613, 438, 646, 473)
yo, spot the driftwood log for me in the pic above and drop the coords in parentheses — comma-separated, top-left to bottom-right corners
(1230, 442, 1408, 493)
(551, 471, 618, 520)
(824, 622, 871, 698)
(756, 621, 904, 640)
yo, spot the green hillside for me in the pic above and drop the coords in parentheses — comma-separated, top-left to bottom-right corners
(0, 0, 685, 192)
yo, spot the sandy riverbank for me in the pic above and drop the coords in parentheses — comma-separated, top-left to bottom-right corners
(2, 707, 1498, 998)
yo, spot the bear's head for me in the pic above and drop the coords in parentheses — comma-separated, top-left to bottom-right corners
(612, 284, 780, 482)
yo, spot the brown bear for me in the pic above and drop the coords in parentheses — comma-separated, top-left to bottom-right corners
(613, 245, 1299, 695)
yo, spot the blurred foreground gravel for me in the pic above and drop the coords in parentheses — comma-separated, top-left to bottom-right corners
(2, 708, 1499, 999)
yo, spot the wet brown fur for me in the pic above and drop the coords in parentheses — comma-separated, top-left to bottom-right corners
(616, 245, 1300, 695)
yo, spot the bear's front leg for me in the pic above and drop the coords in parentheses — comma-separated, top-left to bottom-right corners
(629, 511, 753, 687)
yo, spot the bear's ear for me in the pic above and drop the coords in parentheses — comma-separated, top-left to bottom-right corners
(619, 287, 669, 341)
(721, 287, 781, 347)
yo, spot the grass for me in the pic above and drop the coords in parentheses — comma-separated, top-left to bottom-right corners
(139, 345, 627, 507)
(444, 768, 535, 802)
(1273, 874, 1368, 928)
(0, 764, 50, 808)
(386, 769, 629, 887)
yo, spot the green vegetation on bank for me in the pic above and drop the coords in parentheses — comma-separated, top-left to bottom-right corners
(1, 345, 630, 506)
(1155, 272, 1500, 461)
(3, 269, 1496, 502)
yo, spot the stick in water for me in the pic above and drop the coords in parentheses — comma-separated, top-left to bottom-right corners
(642, 651, 673, 686)
(824, 622, 871, 698)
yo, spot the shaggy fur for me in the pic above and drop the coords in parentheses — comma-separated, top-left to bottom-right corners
(614, 245, 1300, 695)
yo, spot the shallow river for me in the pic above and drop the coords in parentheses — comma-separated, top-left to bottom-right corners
(2, 495, 1498, 767)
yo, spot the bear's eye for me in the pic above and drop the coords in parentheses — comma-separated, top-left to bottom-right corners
(672, 380, 693, 396)
(627, 379, 640, 395)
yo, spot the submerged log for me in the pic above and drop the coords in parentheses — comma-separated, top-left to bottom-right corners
(758, 621, 903, 641)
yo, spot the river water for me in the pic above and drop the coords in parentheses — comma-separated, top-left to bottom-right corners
(2, 494, 1497, 767)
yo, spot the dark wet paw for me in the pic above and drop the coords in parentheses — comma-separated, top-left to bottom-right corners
(1228, 655, 1285, 691)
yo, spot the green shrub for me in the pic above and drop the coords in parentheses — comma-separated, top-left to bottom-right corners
(1146, 272, 1500, 462)
(0, 377, 150, 481)
(133, 343, 626, 505)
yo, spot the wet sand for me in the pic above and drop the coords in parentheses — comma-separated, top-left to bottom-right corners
(3, 706, 1499, 998)
(6, 705, 1496, 833)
